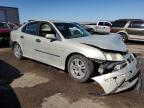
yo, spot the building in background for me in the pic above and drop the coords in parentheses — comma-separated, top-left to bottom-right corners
(0, 6, 20, 24)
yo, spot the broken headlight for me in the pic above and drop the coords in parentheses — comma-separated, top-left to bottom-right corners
(104, 52, 124, 61)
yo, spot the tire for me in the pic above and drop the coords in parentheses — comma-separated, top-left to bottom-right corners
(89, 28, 95, 34)
(67, 54, 94, 83)
(118, 32, 128, 42)
(13, 43, 23, 60)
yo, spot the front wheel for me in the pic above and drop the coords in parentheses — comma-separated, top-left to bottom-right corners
(67, 54, 94, 83)
(13, 43, 23, 60)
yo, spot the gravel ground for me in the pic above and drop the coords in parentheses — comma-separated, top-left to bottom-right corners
(0, 41, 144, 108)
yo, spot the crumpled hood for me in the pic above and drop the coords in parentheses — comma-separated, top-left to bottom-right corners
(70, 34, 128, 52)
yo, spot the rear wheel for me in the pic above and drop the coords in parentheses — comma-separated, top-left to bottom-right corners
(118, 32, 128, 42)
(67, 54, 94, 83)
(13, 43, 23, 60)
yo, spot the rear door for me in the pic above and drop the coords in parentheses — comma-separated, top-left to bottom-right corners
(20, 22, 39, 58)
(126, 21, 144, 40)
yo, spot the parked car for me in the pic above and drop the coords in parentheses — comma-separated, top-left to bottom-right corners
(0, 22, 18, 41)
(83, 21, 112, 34)
(0, 22, 11, 41)
(111, 19, 144, 42)
(10, 20, 141, 94)
(8, 23, 19, 30)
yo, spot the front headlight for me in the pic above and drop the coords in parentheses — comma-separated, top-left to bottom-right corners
(104, 52, 124, 61)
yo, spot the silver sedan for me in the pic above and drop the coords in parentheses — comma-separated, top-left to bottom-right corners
(10, 20, 141, 94)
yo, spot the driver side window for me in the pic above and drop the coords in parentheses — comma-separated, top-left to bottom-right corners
(39, 23, 56, 38)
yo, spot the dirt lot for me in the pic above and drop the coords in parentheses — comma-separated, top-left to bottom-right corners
(0, 41, 144, 108)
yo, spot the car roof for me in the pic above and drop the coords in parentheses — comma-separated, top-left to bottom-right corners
(115, 19, 144, 22)
(28, 20, 73, 24)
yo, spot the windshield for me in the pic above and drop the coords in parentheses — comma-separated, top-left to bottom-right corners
(54, 22, 91, 39)
(0, 23, 9, 28)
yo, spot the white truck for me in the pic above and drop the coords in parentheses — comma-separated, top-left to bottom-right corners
(84, 21, 112, 34)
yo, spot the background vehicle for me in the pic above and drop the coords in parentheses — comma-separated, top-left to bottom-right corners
(0, 22, 11, 41)
(111, 19, 144, 42)
(10, 20, 140, 94)
(0, 22, 18, 41)
(83, 21, 112, 34)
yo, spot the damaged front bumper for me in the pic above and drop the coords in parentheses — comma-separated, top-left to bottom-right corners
(91, 53, 141, 95)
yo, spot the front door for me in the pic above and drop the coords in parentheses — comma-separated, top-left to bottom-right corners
(33, 22, 62, 68)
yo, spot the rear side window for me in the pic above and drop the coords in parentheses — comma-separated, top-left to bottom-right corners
(22, 22, 39, 35)
(128, 21, 144, 28)
(112, 21, 127, 27)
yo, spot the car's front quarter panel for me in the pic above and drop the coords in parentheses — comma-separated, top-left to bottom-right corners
(60, 40, 106, 69)
(91, 52, 140, 94)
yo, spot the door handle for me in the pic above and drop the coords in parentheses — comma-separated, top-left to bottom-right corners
(20, 36, 24, 39)
(36, 39, 41, 43)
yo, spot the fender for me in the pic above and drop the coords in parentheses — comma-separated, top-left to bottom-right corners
(117, 31, 128, 36)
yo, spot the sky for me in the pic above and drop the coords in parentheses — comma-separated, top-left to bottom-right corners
(0, 0, 144, 23)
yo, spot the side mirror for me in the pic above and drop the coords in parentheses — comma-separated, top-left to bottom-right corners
(45, 34, 57, 40)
